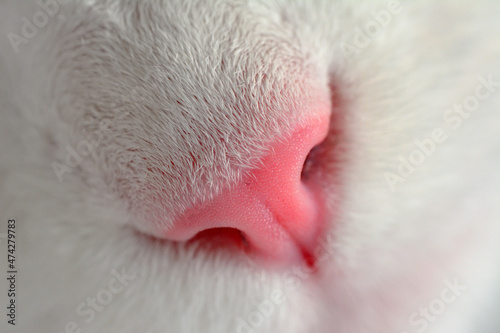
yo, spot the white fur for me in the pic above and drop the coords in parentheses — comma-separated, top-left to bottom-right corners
(1, 1, 500, 332)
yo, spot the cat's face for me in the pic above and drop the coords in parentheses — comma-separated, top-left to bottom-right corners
(1, 1, 500, 333)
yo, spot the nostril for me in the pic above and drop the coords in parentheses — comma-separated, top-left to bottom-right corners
(301, 144, 322, 181)
(188, 227, 249, 252)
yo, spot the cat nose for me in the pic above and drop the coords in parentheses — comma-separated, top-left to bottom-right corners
(165, 110, 330, 265)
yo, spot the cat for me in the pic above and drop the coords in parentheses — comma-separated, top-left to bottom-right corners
(1, 1, 499, 332)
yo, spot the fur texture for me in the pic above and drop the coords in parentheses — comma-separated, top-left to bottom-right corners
(1, 1, 499, 332)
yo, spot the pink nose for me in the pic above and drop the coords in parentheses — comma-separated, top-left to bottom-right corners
(165, 110, 330, 265)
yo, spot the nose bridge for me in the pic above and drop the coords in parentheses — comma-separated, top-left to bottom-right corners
(246, 115, 328, 239)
